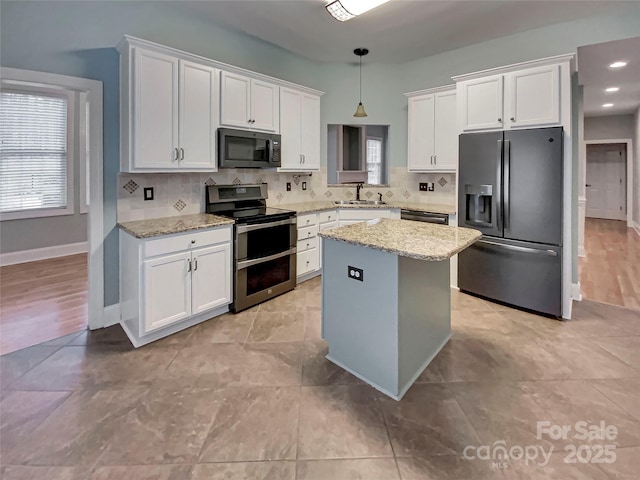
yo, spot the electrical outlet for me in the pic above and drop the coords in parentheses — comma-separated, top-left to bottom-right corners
(143, 187, 154, 201)
(302, 181, 307, 191)
(286, 182, 291, 191)
(419, 183, 428, 191)
(428, 183, 435, 191)
(347, 266, 364, 282)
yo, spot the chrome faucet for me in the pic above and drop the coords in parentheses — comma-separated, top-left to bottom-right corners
(355, 182, 364, 201)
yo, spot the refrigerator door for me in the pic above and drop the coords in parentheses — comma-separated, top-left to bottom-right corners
(458, 237, 562, 317)
(503, 127, 563, 245)
(458, 132, 504, 237)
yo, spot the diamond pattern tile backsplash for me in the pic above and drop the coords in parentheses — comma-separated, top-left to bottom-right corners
(117, 168, 456, 223)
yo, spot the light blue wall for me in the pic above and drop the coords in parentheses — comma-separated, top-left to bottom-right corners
(2, 1, 639, 307)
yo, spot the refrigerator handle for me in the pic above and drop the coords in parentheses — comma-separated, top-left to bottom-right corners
(503, 139, 511, 231)
(496, 139, 503, 232)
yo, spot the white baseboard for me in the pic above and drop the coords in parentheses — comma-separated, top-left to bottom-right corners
(632, 221, 640, 237)
(103, 303, 121, 328)
(0, 241, 87, 267)
(571, 282, 582, 302)
(578, 246, 586, 258)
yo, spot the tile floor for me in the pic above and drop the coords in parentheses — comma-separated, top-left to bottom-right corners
(1, 278, 639, 479)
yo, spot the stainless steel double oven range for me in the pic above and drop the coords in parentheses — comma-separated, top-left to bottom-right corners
(206, 184, 297, 312)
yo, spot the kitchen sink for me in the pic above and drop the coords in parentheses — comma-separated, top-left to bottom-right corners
(333, 200, 387, 206)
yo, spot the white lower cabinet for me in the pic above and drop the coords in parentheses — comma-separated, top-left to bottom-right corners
(120, 225, 232, 347)
(337, 208, 400, 226)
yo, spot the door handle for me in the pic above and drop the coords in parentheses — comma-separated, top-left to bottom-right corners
(187, 259, 192, 272)
(173, 148, 179, 161)
(193, 258, 198, 271)
(434, 155, 437, 165)
(586, 184, 592, 187)
(496, 139, 503, 232)
(478, 239, 558, 257)
(179, 148, 184, 161)
(503, 140, 511, 231)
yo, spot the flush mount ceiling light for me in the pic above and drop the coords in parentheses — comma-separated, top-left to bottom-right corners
(602, 103, 614, 108)
(605, 87, 620, 92)
(325, 0, 390, 22)
(609, 61, 628, 68)
(353, 48, 369, 117)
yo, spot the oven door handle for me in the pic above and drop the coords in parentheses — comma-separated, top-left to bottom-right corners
(236, 217, 296, 234)
(236, 247, 297, 270)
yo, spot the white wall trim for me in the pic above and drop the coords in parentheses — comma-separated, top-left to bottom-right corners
(578, 195, 587, 257)
(632, 221, 640, 236)
(103, 303, 121, 328)
(1, 68, 105, 331)
(584, 138, 634, 226)
(571, 282, 582, 302)
(0, 241, 87, 267)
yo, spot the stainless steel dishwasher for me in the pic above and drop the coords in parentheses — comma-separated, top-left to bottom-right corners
(400, 209, 449, 225)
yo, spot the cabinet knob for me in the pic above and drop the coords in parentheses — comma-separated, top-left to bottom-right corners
(510, 117, 515, 122)
(498, 118, 502, 122)
(191, 240, 196, 244)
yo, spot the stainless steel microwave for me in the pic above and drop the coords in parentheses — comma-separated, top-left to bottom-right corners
(218, 128, 281, 169)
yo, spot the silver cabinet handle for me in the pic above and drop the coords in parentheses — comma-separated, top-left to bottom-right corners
(187, 259, 192, 272)
(434, 155, 437, 165)
(236, 216, 296, 234)
(430, 155, 433, 165)
(193, 258, 198, 271)
(174, 148, 179, 161)
(299, 154, 302, 164)
(179, 148, 184, 160)
(237, 247, 297, 270)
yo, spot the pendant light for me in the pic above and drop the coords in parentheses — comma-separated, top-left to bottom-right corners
(353, 48, 369, 117)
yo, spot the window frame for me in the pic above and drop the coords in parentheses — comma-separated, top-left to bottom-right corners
(365, 135, 383, 185)
(0, 83, 76, 221)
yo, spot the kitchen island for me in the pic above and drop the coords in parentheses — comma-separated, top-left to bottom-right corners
(318, 218, 481, 400)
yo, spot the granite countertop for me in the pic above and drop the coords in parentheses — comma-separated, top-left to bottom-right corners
(318, 218, 481, 261)
(277, 200, 456, 215)
(118, 213, 234, 238)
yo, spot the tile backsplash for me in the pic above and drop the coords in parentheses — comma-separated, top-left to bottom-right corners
(117, 167, 456, 222)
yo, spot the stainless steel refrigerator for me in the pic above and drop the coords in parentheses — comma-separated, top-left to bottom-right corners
(457, 127, 563, 317)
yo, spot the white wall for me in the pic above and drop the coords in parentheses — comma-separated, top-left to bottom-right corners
(584, 114, 635, 140)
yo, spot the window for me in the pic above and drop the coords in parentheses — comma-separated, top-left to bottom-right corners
(0, 86, 74, 220)
(366, 137, 383, 185)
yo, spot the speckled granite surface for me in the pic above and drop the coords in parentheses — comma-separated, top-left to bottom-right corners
(118, 213, 234, 238)
(277, 201, 456, 215)
(318, 218, 481, 261)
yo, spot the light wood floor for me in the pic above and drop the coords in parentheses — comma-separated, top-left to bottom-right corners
(0, 253, 87, 355)
(580, 218, 640, 311)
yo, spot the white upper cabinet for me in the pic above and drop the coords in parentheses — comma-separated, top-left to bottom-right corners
(279, 87, 321, 171)
(132, 49, 179, 170)
(179, 61, 218, 170)
(121, 44, 217, 172)
(458, 75, 504, 132)
(220, 72, 279, 132)
(455, 57, 567, 133)
(406, 87, 457, 172)
(507, 65, 560, 128)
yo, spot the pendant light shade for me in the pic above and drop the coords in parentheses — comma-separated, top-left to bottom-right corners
(353, 48, 369, 118)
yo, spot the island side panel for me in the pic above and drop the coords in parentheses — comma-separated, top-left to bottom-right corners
(321, 238, 400, 396)
(397, 256, 451, 397)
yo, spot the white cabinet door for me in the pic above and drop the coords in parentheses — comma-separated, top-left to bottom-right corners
(191, 243, 232, 314)
(460, 75, 504, 131)
(134, 48, 179, 169)
(179, 61, 217, 170)
(279, 87, 303, 169)
(507, 65, 560, 128)
(220, 71, 251, 128)
(433, 91, 457, 170)
(407, 94, 435, 171)
(251, 79, 279, 132)
(143, 251, 191, 333)
(300, 93, 321, 170)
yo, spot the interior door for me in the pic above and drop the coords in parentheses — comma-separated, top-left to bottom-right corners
(586, 144, 626, 220)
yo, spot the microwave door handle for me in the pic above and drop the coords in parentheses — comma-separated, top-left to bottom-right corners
(267, 140, 273, 163)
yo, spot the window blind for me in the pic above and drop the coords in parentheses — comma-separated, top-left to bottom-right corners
(366, 138, 382, 185)
(0, 91, 68, 213)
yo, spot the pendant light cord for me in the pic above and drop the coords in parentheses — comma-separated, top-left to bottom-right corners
(359, 55, 362, 103)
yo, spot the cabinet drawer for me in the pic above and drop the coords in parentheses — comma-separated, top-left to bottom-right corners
(338, 208, 391, 221)
(144, 227, 232, 258)
(297, 236, 318, 253)
(319, 220, 338, 232)
(297, 213, 318, 228)
(318, 210, 337, 224)
(298, 224, 318, 241)
(297, 247, 319, 276)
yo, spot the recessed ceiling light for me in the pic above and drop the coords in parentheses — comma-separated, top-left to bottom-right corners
(609, 61, 627, 68)
(602, 103, 614, 108)
(605, 87, 620, 92)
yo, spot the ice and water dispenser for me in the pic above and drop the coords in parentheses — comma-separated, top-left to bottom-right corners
(464, 185, 493, 227)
